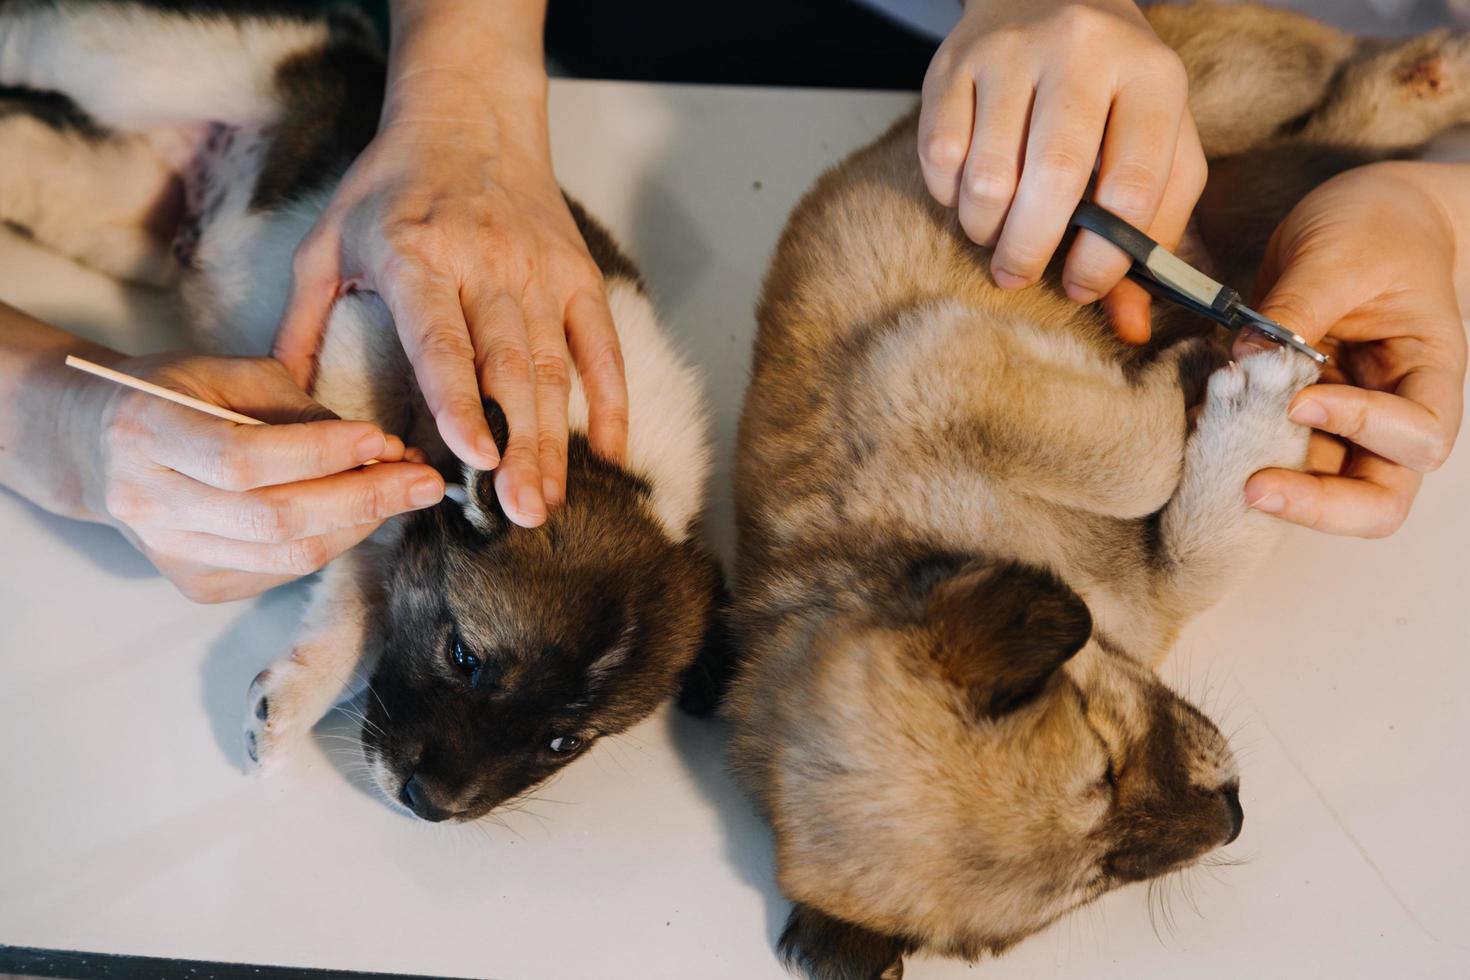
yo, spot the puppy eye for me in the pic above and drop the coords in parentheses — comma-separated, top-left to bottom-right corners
(548, 734, 584, 755)
(1099, 760, 1119, 792)
(449, 635, 481, 684)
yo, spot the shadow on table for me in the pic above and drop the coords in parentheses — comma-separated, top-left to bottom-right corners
(665, 708, 790, 953)
(1, 486, 157, 581)
(198, 581, 306, 768)
(196, 583, 407, 819)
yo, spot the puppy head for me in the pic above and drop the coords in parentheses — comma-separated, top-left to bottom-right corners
(361, 425, 717, 822)
(744, 556, 1240, 976)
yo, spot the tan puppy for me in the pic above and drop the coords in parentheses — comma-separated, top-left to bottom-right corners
(720, 4, 1470, 977)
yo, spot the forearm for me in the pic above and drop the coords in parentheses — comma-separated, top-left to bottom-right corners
(385, 0, 550, 154)
(0, 303, 119, 521)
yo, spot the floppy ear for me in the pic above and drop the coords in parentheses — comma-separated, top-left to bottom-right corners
(777, 903, 910, 980)
(924, 560, 1092, 718)
(457, 398, 511, 535)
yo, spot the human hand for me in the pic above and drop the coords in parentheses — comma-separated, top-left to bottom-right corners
(82, 353, 445, 603)
(273, 44, 627, 529)
(918, 0, 1206, 341)
(1236, 163, 1467, 537)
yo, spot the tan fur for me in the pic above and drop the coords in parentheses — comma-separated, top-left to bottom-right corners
(726, 5, 1470, 976)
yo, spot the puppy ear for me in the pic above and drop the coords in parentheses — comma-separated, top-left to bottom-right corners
(925, 560, 1092, 718)
(458, 399, 511, 534)
(777, 903, 910, 980)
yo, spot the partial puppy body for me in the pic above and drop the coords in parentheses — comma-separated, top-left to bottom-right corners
(726, 4, 1470, 978)
(0, 1, 721, 820)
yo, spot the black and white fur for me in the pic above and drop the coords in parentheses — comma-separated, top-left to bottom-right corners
(0, 0, 721, 820)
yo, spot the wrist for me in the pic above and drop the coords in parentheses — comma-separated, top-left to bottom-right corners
(384, 0, 548, 125)
(0, 309, 122, 522)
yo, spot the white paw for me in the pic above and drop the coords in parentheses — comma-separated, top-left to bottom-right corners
(1199, 348, 1320, 473)
(242, 653, 321, 774)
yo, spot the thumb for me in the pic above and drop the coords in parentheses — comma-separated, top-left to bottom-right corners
(1249, 234, 1359, 348)
(245, 359, 411, 462)
(273, 233, 341, 390)
(239, 357, 341, 425)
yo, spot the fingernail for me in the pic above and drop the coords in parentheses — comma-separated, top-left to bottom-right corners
(476, 432, 500, 469)
(409, 477, 444, 508)
(1233, 327, 1276, 359)
(1289, 400, 1328, 426)
(404, 447, 429, 465)
(993, 268, 1032, 290)
(355, 431, 387, 463)
(517, 483, 546, 524)
(1248, 492, 1285, 514)
(542, 477, 562, 507)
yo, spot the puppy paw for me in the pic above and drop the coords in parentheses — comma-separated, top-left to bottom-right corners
(242, 653, 327, 774)
(1199, 348, 1320, 474)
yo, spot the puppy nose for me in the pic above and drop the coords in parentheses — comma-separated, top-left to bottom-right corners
(399, 774, 452, 822)
(1221, 785, 1244, 845)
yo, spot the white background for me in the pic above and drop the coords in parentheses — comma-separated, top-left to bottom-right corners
(1, 79, 1468, 979)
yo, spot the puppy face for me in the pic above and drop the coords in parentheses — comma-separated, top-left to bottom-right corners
(361, 440, 717, 822)
(742, 559, 1240, 976)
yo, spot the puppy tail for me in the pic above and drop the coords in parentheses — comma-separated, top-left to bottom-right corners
(0, 0, 376, 129)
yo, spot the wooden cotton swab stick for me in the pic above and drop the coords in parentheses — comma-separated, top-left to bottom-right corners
(63, 355, 382, 464)
(65, 355, 267, 425)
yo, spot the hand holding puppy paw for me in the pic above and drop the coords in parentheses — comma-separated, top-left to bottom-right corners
(1237, 162, 1469, 538)
(918, 0, 1207, 342)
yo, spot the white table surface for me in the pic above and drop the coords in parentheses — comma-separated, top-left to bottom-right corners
(2, 78, 1469, 980)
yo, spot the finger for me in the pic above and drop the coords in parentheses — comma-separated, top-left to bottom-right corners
(467, 290, 546, 528)
(1145, 113, 1207, 253)
(1100, 279, 1153, 345)
(146, 413, 394, 491)
(1305, 429, 1349, 476)
(155, 520, 390, 578)
(956, 79, 1032, 248)
(1100, 117, 1206, 343)
(378, 269, 499, 471)
(1289, 379, 1461, 473)
(166, 462, 444, 542)
(992, 76, 1109, 288)
(1251, 234, 1362, 346)
(565, 286, 628, 464)
(377, 433, 408, 463)
(273, 230, 342, 390)
(526, 294, 572, 508)
(155, 564, 295, 605)
(1244, 459, 1422, 538)
(1063, 84, 1184, 302)
(917, 67, 976, 208)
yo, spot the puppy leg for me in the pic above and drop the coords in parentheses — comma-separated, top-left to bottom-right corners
(1303, 31, 1470, 151)
(1147, 2, 1355, 158)
(1153, 349, 1319, 617)
(777, 903, 911, 980)
(677, 573, 736, 717)
(242, 545, 384, 773)
(0, 104, 182, 284)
